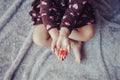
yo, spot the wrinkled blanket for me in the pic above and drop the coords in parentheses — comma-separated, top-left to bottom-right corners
(0, 0, 120, 80)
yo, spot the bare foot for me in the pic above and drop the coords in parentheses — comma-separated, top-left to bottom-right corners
(71, 41, 82, 64)
(54, 48, 61, 60)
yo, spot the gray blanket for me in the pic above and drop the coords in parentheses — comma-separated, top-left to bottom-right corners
(0, 0, 120, 80)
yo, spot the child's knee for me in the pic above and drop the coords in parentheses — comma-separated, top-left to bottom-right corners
(32, 31, 48, 47)
(83, 25, 95, 41)
(32, 24, 49, 47)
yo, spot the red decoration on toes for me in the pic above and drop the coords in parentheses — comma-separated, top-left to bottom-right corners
(60, 50, 68, 56)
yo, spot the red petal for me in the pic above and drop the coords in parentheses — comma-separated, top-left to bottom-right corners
(60, 50, 68, 56)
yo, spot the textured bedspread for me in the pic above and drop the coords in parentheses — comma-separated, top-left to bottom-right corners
(0, 0, 120, 80)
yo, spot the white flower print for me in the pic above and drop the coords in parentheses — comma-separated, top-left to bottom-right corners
(77, 13, 80, 16)
(73, 4, 78, 9)
(82, 1, 87, 5)
(41, 1, 47, 5)
(32, 21, 35, 25)
(65, 22, 70, 26)
(37, 4, 41, 8)
(52, 8, 57, 11)
(87, 22, 91, 25)
(37, 18, 40, 21)
(61, 2, 65, 6)
(90, 19, 95, 23)
(32, 13, 36, 17)
(49, 16, 54, 20)
(49, 8, 52, 11)
(63, 15, 67, 19)
(41, 13, 47, 16)
(70, 13, 74, 16)
(46, 25, 51, 30)
(69, 5, 72, 8)
(49, 8, 57, 11)
(38, 15, 41, 18)
(57, 23, 60, 25)
(69, 0, 71, 3)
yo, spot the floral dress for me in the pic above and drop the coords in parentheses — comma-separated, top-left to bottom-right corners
(29, 0, 95, 33)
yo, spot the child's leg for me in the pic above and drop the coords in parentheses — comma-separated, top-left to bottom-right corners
(69, 24, 95, 42)
(33, 24, 62, 60)
(33, 24, 52, 47)
(33, 24, 95, 63)
(32, 24, 78, 61)
(68, 24, 95, 63)
(70, 40, 82, 64)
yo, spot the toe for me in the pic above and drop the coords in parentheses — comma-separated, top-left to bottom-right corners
(63, 55, 66, 59)
(55, 49, 60, 60)
(59, 54, 63, 61)
(61, 55, 65, 61)
(75, 59, 81, 64)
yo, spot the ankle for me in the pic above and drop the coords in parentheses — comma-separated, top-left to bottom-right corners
(70, 39, 77, 47)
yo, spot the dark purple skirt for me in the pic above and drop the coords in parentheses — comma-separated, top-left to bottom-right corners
(29, 0, 95, 29)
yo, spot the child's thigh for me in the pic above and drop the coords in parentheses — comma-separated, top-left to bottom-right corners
(33, 24, 50, 39)
(77, 24, 95, 40)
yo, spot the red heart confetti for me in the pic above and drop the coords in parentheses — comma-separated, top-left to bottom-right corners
(60, 50, 68, 56)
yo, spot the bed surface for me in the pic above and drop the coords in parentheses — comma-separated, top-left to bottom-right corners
(0, 0, 120, 80)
